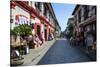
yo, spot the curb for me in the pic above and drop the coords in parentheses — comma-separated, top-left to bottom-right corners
(34, 39, 57, 65)
(22, 39, 57, 65)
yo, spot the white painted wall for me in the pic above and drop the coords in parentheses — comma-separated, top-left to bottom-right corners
(35, 18, 41, 23)
(11, 6, 30, 29)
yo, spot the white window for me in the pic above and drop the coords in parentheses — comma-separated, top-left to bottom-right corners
(15, 15, 29, 25)
(29, 1, 32, 6)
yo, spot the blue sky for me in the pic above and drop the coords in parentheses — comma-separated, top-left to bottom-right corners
(52, 3, 76, 31)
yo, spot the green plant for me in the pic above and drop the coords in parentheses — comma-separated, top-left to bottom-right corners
(11, 24, 32, 36)
(67, 22, 74, 38)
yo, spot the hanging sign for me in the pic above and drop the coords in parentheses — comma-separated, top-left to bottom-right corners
(15, 15, 30, 25)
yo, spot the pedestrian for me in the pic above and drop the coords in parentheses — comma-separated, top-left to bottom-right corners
(76, 37, 80, 46)
(34, 34, 42, 48)
(48, 33, 53, 41)
(73, 36, 76, 46)
(74, 37, 77, 46)
(86, 34, 94, 53)
(70, 37, 73, 46)
(51, 33, 54, 40)
(27, 35, 34, 48)
(48, 34, 51, 41)
(39, 32, 44, 44)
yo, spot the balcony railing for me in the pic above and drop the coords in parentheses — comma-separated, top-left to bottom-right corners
(23, 1, 29, 5)
(79, 14, 96, 26)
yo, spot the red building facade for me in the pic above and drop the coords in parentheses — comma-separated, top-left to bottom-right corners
(10, 1, 57, 43)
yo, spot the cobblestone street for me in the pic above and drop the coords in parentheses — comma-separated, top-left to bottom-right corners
(37, 38, 92, 65)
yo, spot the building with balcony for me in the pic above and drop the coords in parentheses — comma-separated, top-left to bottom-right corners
(55, 19, 61, 37)
(10, 1, 60, 48)
(64, 17, 74, 38)
(72, 5, 96, 50)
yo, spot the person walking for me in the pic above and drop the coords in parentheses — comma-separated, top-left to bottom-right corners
(34, 34, 42, 48)
(85, 34, 94, 53)
(39, 32, 44, 44)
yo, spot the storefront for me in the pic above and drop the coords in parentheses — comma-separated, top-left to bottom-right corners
(11, 3, 31, 54)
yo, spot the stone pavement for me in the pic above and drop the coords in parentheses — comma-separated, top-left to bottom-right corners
(38, 38, 92, 65)
(20, 39, 56, 66)
(67, 38, 96, 61)
(76, 45, 96, 61)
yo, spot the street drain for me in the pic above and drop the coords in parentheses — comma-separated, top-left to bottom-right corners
(31, 55, 41, 62)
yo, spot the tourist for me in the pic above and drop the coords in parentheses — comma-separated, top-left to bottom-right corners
(34, 34, 42, 48)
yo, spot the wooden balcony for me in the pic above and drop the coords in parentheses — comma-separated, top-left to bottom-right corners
(14, 1, 55, 29)
(79, 15, 96, 26)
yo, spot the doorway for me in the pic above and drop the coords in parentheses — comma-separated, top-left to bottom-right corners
(44, 29, 47, 41)
(37, 25, 41, 36)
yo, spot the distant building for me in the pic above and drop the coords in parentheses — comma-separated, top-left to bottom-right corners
(55, 19, 61, 37)
(72, 5, 96, 49)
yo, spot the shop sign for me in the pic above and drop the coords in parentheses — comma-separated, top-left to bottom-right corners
(15, 15, 30, 25)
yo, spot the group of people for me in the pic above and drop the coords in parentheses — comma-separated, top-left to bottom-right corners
(27, 32, 54, 48)
(70, 36, 81, 46)
(70, 35, 96, 53)
(48, 33, 54, 41)
(33, 34, 43, 48)
(27, 34, 43, 48)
